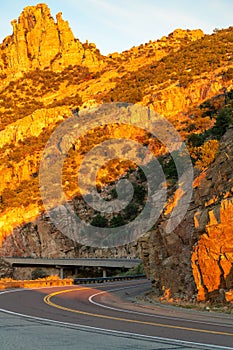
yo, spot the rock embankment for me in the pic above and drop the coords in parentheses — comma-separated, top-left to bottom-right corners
(140, 128, 233, 302)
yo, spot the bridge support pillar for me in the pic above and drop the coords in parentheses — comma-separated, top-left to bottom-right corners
(60, 267, 64, 279)
(103, 269, 107, 278)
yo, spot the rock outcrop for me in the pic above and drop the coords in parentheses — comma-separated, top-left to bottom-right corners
(0, 3, 102, 78)
(191, 128, 233, 301)
(0, 258, 13, 278)
(140, 128, 233, 302)
(0, 211, 140, 260)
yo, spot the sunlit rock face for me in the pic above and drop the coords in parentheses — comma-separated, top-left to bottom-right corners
(0, 3, 101, 77)
(140, 128, 233, 302)
(192, 198, 233, 301)
(191, 128, 233, 302)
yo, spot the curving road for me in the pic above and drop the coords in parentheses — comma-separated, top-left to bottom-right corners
(0, 280, 233, 350)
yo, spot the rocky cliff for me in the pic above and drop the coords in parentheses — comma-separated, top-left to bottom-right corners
(0, 257, 13, 278)
(191, 128, 233, 302)
(140, 127, 233, 303)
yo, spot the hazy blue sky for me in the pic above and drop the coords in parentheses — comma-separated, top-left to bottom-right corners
(1, 0, 233, 54)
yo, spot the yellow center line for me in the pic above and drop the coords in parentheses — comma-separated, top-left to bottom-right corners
(43, 288, 233, 337)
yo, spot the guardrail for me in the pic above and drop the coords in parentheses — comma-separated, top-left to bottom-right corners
(73, 274, 146, 284)
(0, 275, 146, 290)
(0, 278, 73, 289)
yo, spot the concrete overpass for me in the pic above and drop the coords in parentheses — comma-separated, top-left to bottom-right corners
(4, 257, 142, 279)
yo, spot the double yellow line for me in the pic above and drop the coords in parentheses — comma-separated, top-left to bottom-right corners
(44, 288, 233, 337)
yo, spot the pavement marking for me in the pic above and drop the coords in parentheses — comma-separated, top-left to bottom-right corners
(88, 286, 233, 329)
(0, 288, 232, 350)
(44, 288, 233, 338)
(0, 308, 231, 350)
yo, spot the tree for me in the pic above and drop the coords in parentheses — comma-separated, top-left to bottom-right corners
(162, 156, 178, 179)
(187, 133, 204, 147)
(110, 214, 126, 227)
(124, 203, 138, 220)
(134, 184, 146, 204)
(91, 214, 108, 227)
(212, 107, 233, 139)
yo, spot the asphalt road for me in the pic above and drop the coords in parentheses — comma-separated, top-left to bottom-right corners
(0, 280, 233, 350)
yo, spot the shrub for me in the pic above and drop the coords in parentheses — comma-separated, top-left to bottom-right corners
(211, 106, 233, 139)
(91, 214, 108, 227)
(195, 140, 219, 171)
(134, 184, 146, 204)
(31, 268, 47, 280)
(110, 214, 126, 227)
(123, 203, 138, 220)
(162, 156, 178, 179)
(187, 133, 204, 147)
(223, 67, 233, 81)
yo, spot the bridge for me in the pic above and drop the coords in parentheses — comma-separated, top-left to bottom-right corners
(4, 257, 142, 279)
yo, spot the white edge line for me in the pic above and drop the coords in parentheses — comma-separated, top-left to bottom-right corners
(0, 306, 232, 350)
(88, 285, 233, 329)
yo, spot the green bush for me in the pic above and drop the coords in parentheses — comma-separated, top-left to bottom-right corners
(123, 203, 138, 220)
(187, 133, 204, 147)
(110, 214, 126, 227)
(91, 214, 108, 227)
(162, 156, 178, 179)
(31, 268, 47, 280)
(134, 184, 146, 204)
(211, 106, 233, 139)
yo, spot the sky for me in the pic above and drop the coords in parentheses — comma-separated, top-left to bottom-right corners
(1, 0, 233, 55)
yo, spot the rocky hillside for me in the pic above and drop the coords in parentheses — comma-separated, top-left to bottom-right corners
(0, 4, 233, 301)
(140, 126, 233, 303)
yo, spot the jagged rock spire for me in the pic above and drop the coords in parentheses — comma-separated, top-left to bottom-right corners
(0, 3, 101, 76)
